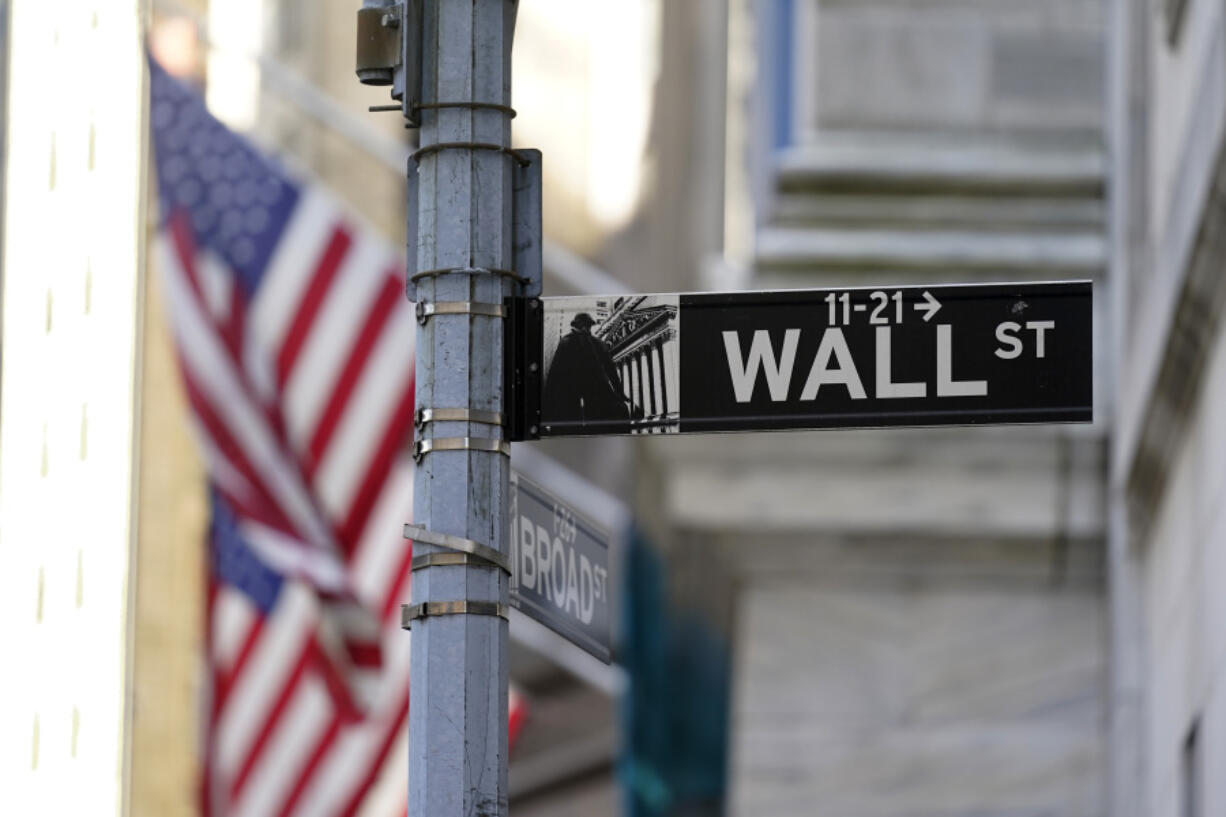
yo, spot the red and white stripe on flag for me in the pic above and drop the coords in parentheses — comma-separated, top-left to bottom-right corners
(148, 56, 523, 817)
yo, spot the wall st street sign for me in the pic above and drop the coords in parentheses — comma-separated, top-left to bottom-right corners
(507, 281, 1092, 438)
(508, 471, 613, 663)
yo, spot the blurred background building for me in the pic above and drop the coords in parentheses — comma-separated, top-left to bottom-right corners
(1110, 0, 1226, 815)
(1, 0, 1224, 815)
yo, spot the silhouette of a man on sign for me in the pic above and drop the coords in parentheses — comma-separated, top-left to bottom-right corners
(543, 312, 632, 432)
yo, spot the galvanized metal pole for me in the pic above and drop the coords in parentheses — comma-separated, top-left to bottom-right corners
(408, 1, 517, 816)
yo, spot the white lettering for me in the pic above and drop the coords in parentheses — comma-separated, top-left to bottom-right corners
(565, 548, 581, 617)
(722, 329, 800, 403)
(509, 514, 519, 594)
(995, 322, 1023, 359)
(1027, 320, 1055, 358)
(536, 525, 552, 602)
(551, 535, 567, 610)
(800, 328, 866, 400)
(875, 327, 925, 398)
(937, 324, 987, 397)
(580, 555, 595, 624)
(595, 567, 607, 601)
(518, 515, 537, 591)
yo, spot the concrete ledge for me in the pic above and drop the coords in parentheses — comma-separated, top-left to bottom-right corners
(774, 193, 1105, 231)
(649, 428, 1107, 540)
(777, 140, 1105, 197)
(756, 226, 1106, 275)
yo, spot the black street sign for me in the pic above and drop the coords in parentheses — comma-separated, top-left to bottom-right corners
(508, 471, 613, 663)
(509, 281, 1092, 438)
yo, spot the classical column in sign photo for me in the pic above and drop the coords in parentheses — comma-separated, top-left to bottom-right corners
(541, 295, 681, 436)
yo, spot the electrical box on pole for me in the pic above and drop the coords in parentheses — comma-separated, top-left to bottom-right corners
(356, 0, 424, 127)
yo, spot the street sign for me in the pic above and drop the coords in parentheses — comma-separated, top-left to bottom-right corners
(509, 281, 1092, 438)
(509, 471, 613, 663)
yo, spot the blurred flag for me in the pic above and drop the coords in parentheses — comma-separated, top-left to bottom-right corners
(148, 56, 523, 816)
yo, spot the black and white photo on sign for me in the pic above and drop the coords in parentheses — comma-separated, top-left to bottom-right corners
(541, 295, 681, 435)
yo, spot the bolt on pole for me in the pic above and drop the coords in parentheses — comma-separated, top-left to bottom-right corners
(358, 1, 519, 815)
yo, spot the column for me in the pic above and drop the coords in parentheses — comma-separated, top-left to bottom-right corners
(644, 344, 657, 420)
(628, 356, 639, 417)
(637, 351, 648, 420)
(654, 341, 668, 417)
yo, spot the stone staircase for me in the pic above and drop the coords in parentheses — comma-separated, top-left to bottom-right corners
(754, 135, 1107, 286)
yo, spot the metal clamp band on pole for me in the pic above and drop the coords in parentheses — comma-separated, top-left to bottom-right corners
(410, 266, 527, 286)
(411, 101, 517, 118)
(412, 552, 499, 571)
(412, 437, 510, 462)
(403, 522, 512, 574)
(410, 141, 532, 167)
(416, 301, 506, 324)
(415, 408, 504, 428)
(401, 601, 511, 629)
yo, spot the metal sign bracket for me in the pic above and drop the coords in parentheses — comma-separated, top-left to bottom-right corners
(511, 149, 543, 298)
(504, 295, 543, 442)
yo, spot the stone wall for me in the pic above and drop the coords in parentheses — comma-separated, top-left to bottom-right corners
(1138, 319, 1226, 816)
(660, 425, 1110, 816)
(732, 552, 1105, 816)
(797, 0, 1103, 139)
(1111, 0, 1226, 815)
(711, 0, 1113, 813)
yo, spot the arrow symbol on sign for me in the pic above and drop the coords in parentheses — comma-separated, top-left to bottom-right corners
(914, 291, 941, 322)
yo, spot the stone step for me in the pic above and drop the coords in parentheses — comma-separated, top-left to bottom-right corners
(756, 137, 1106, 278)
(645, 426, 1107, 540)
(775, 139, 1105, 198)
(772, 193, 1105, 232)
(755, 226, 1106, 277)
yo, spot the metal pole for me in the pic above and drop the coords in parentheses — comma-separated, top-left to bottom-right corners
(408, 1, 517, 815)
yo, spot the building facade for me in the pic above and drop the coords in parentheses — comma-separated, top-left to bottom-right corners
(1109, 0, 1226, 814)
(627, 0, 1114, 815)
(21, 1, 1226, 815)
(600, 297, 680, 434)
(627, 0, 1226, 814)
(0, 3, 147, 815)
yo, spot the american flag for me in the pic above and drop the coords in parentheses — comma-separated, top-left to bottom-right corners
(148, 57, 523, 816)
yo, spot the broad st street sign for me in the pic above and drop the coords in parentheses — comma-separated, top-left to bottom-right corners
(508, 471, 613, 663)
(506, 281, 1092, 438)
